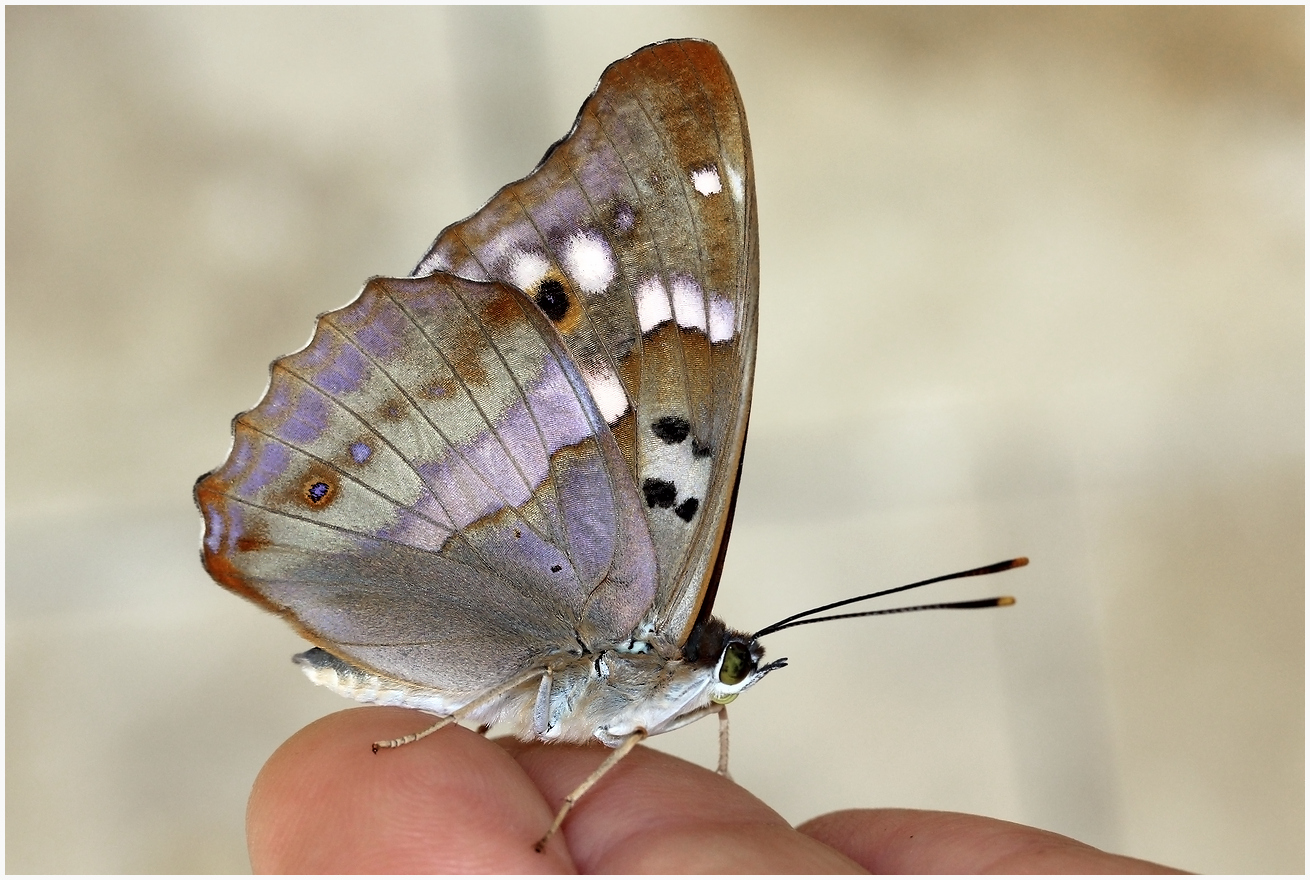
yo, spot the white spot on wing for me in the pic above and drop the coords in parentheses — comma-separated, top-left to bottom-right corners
(509, 250, 550, 292)
(562, 231, 615, 294)
(708, 295, 737, 343)
(481, 232, 516, 269)
(581, 365, 629, 424)
(692, 166, 722, 196)
(725, 165, 744, 203)
(671, 277, 707, 332)
(636, 276, 673, 333)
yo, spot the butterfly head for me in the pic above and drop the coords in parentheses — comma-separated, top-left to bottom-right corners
(681, 615, 788, 706)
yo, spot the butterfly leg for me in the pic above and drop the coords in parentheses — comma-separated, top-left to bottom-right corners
(533, 729, 647, 853)
(716, 703, 732, 778)
(371, 715, 456, 752)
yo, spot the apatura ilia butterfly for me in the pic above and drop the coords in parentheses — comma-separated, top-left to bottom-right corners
(195, 37, 1021, 848)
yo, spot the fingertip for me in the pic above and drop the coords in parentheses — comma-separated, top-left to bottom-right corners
(248, 708, 576, 873)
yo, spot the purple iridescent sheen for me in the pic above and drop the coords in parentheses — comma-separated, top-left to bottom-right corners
(237, 439, 291, 496)
(348, 295, 408, 363)
(315, 343, 370, 396)
(280, 390, 332, 445)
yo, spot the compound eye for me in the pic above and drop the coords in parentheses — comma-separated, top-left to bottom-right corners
(718, 641, 753, 686)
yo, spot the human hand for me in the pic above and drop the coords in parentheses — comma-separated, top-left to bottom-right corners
(247, 707, 1183, 873)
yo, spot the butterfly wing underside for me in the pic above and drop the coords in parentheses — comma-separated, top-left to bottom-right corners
(196, 38, 757, 702)
(414, 38, 759, 645)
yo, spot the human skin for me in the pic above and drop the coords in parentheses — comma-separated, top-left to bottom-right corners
(246, 707, 1185, 873)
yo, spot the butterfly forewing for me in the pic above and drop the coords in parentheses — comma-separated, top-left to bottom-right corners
(414, 39, 758, 644)
(195, 273, 658, 696)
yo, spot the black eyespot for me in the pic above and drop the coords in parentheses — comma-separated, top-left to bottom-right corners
(674, 497, 699, 522)
(642, 478, 677, 508)
(306, 481, 331, 504)
(535, 279, 569, 321)
(719, 642, 754, 686)
(651, 415, 691, 444)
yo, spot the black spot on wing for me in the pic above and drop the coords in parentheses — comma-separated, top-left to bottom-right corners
(651, 415, 691, 445)
(535, 279, 569, 322)
(642, 478, 677, 509)
(674, 497, 699, 522)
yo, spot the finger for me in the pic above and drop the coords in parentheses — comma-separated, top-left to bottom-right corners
(247, 707, 577, 873)
(504, 740, 866, 873)
(799, 808, 1186, 874)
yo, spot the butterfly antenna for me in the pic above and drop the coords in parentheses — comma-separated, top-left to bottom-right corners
(752, 557, 1026, 639)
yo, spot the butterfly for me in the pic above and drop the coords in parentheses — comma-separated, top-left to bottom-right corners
(195, 37, 1022, 849)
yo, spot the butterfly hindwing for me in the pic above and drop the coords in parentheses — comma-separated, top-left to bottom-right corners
(414, 39, 758, 645)
(195, 273, 658, 697)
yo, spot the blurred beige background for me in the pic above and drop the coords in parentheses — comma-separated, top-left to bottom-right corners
(7, 7, 1302, 873)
